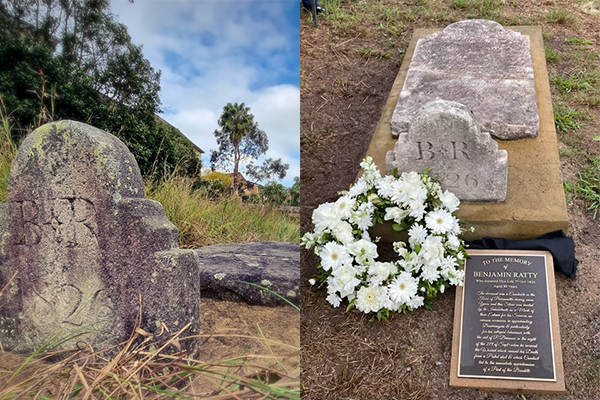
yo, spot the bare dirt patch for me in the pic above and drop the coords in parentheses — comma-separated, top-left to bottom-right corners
(301, 1, 600, 399)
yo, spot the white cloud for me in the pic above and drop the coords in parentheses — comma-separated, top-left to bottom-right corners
(110, 0, 299, 186)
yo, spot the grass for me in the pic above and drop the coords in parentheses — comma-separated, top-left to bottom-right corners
(0, 319, 300, 399)
(545, 45, 561, 63)
(572, 157, 600, 218)
(545, 9, 575, 25)
(554, 104, 585, 132)
(145, 176, 299, 248)
(356, 46, 392, 59)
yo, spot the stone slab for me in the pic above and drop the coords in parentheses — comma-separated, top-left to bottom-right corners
(386, 100, 508, 202)
(450, 250, 565, 394)
(365, 26, 569, 241)
(0, 121, 201, 354)
(195, 241, 299, 307)
(392, 20, 539, 140)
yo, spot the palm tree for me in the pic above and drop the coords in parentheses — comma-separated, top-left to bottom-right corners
(217, 102, 254, 195)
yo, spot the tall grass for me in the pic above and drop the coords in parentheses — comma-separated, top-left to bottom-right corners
(145, 176, 300, 248)
(0, 99, 17, 202)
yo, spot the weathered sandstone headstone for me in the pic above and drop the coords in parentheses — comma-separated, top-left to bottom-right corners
(195, 241, 299, 306)
(386, 100, 508, 202)
(392, 19, 539, 140)
(0, 121, 200, 354)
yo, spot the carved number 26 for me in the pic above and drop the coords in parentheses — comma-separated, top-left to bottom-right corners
(444, 173, 478, 189)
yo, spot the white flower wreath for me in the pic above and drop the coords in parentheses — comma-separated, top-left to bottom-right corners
(302, 157, 469, 320)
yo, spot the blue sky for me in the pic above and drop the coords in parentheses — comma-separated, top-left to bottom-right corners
(111, 0, 300, 187)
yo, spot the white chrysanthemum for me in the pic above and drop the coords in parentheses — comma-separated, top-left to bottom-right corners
(334, 195, 356, 220)
(355, 285, 387, 313)
(312, 202, 341, 234)
(388, 272, 419, 304)
(320, 241, 352, 271)
(446, 234, 461, 251)
(408, 295, 424, 309)
(384, 207, 408, 224)
(326, 293, 342, 307)
(332, 220, 355, 245)
(348, 177, 369, 197)
(421, 263, 440, 282)
(408, 224, 428, 247)
(367, 261, 396, 285)
(407, 200, 427, 221)
(348, 238, 378, 265)
(376, 175, 398, 199)
(301, 232, 317, 249)
(425, 208, 454, 235)
(350, 202, 375, 231)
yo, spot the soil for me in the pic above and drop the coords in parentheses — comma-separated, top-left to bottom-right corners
(300, 1, 600, 399)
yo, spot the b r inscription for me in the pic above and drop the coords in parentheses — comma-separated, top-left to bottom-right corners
(387, 100, 507, 202)
(12, 197, 97, 248)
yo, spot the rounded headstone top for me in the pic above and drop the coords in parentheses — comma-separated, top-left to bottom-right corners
(409, 100, 479, 136)
(8, 120, 144, 201)
(443, 19, 516, 36)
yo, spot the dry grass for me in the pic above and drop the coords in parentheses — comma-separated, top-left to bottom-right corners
(0, 331, 299, 399)
(0, 295, 300, 399)
(145, 176, 300, 248)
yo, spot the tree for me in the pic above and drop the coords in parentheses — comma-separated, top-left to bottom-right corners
(210, 102, 289, 195)
(0, 0, 201, 180)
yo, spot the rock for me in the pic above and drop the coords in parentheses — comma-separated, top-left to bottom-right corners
(195, 242, 299, 307)
(0, 121, 200, 354)
(387, 100, 508, 202)
(391, 20, 539, 140)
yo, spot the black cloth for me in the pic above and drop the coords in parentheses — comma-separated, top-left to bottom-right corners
(302, 0, 321, 10)
(466, 230, 578, 279)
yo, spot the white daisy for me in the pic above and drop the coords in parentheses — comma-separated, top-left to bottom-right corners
(425, 208, 454, 234)
(320, 241, 352, 271)
(334, 195, 356, 220)
(388, 272, 419, 304)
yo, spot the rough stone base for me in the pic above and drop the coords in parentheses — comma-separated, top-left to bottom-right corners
(195, 242, 299, 307)
(364, 26, 568, 241)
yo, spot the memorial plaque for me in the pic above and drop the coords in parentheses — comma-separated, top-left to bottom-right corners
(386, 100, 508, 202)
(450, 250, 565, 393)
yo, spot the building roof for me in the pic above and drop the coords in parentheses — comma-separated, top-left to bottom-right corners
(155, 114, 204, 154)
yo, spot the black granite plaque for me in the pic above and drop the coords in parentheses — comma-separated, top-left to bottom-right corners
(458, 254, 556, 381)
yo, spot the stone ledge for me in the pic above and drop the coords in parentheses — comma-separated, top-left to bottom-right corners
(364, 26, 568, 241)
(195, 241, 299, 307)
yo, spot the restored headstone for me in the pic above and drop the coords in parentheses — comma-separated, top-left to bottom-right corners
(0, 120, 201, 354)
(392, 19, 539, 140)
(450, 250, 565, 393)
(386, 100, 508, 202)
